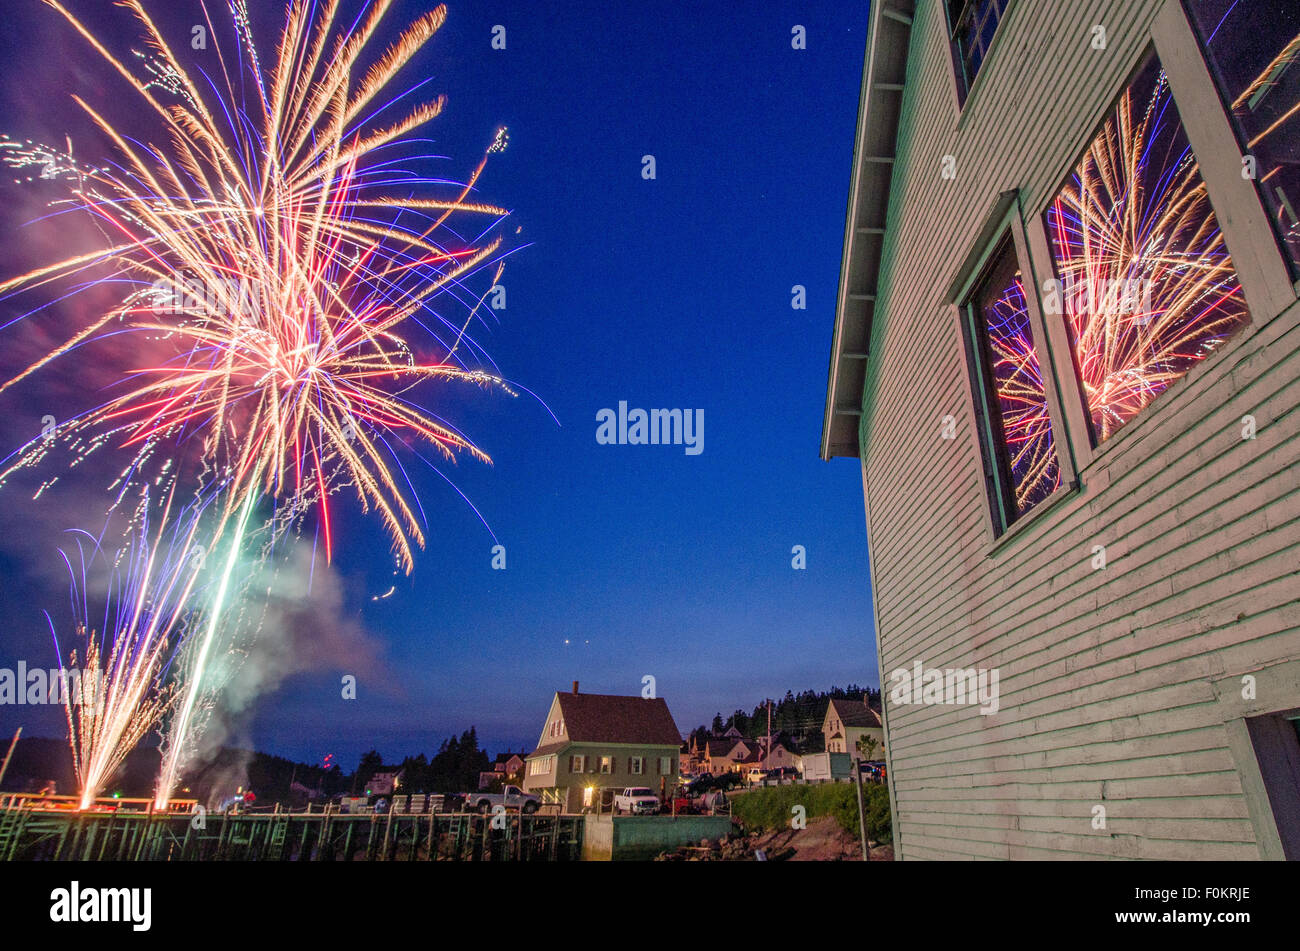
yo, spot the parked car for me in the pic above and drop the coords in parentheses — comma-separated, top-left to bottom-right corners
(467, 785, 540, 814)
(613, 787, 660, 815)
(764, 767, 800, 781)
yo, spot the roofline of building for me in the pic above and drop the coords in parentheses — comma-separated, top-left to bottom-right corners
(821, 0, 914, 460)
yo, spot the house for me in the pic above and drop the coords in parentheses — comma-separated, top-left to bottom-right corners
(822, 697, 884, 759)
(705, 737, 753, 774)
(761, 741, 801, 772)
(364, 767, 404, 798)
(522, 682, 682, 813)
(822, 0, 1300, 859)
(493, 752, 526, 779)
(686, 729, 802, 775)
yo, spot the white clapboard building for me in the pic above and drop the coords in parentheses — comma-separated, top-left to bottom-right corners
(823, 0, 1300, 859)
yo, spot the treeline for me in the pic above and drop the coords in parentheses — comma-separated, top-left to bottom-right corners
(688, 684, 882, 753)
(356, 727, 492, 795)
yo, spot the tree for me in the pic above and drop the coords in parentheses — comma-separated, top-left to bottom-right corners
(711, 713, 725, 734)
(353, 749, 383, 795)
(856, 735, 880, 765)
(399, 753, 429, 792)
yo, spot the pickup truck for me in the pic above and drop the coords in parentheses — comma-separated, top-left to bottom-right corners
(613, 787, 660, 815)
(467, 785, 540, 814)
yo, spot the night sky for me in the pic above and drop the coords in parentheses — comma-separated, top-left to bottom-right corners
(0, 0, 873, 771)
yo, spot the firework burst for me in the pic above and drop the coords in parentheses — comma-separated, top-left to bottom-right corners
(1, 0, 521, 808)
(2, 0, 515, 573)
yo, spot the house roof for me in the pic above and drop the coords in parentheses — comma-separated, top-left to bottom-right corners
(705, 738, 742, 757)
(493, 752, 524, 765)
(821, 0, 915, 460)
(828, 698, 883, 728)
(528, 741, 568, 758)
(527, 691, 681, 757)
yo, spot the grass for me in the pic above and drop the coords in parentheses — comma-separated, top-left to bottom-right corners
(730, 782, 891, 842)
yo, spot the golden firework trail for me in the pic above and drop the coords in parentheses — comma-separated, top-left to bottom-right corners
(55, 490, 206, 809)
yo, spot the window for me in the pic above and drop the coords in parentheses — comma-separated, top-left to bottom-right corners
(961, 235, 1061, 533)
(629, 757, 644, 775)
(947, 0, 1010, 103)
(599, 756, 612, 774)
(570, 755, 585, 773)
(1044, 52, 1250, 445)
(1244, 712, 1300, 858)
(528, 756, 553, 777)
(1183, 0, 1300, 276)
(659, 756, 672, 775)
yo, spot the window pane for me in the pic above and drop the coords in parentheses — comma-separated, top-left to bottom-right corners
(969, 241, 1060, 519)
(949, 0, 1007, 97)
(1183, 0, 1300, 276)
(1044, 53, 1249, 443)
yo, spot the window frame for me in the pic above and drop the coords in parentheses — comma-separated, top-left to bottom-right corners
(944, 0, 1014, 111)
(951, 198, 1076, 543)
(1176, 0, 1300, 288)
(1036, 46, 1256, 453)
(1024, 20, 1294, 477)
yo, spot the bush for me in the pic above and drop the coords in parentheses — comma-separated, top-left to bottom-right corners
(731, 782, 891, 843)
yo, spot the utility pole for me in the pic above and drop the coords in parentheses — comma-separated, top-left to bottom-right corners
(766, 699, 772, 766)
(0, 727, 21, 791)
(852, 751, 870, 861)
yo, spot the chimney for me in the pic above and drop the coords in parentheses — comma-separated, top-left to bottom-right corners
(572, 680, 579, 694)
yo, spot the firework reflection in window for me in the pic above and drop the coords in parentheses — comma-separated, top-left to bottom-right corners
(1184, 0, 1300, 276)
(1045, 53, 1249, 443)
(966, 237, 1060, 527)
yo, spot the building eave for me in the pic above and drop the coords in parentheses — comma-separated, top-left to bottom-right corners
(821, 0, 914, 460)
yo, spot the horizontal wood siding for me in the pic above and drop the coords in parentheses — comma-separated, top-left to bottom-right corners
(860, 0, 1300, 859)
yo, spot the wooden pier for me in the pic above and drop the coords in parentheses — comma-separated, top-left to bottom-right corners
(0, 795, 583, 862)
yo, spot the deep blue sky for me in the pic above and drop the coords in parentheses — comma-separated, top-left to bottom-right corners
(0, 0, 873, 771)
